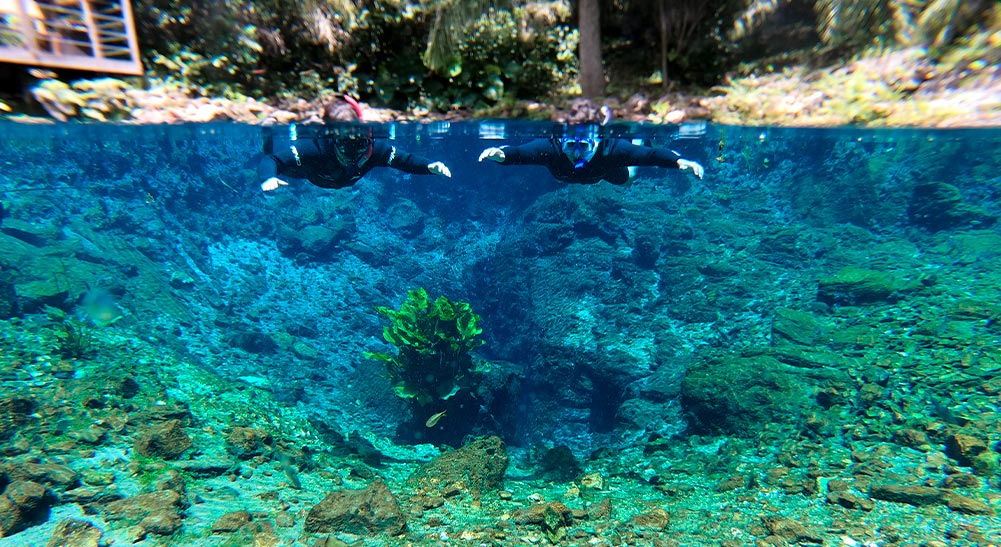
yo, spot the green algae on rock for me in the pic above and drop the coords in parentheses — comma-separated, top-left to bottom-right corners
(817, 266, 922, 305)
(681, 354, 813, 436)
(771, 307, 825, 346)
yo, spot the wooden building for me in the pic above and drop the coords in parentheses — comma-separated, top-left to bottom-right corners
(0, 0, 142, 75)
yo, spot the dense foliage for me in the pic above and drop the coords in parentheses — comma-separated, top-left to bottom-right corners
(132, 0, 579, 109)
(730, 0, 1000, 65)
(130, 0, 999, 111)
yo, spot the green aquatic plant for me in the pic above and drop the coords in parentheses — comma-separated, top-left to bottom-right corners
(364, 288, 484, 406)
(46, 306, 96, 359)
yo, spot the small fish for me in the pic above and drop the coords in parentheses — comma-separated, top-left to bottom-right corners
(283, 464, 302, 490)
(279, 453, 302, 489)
(78, 289, 123, 327)
(425, 410, 447, 428)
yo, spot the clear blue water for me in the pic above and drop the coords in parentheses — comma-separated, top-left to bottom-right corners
(1, 121, 1000, 454)
(3, 120, 1001, 545)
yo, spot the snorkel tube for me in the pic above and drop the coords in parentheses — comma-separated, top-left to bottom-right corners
(335, 95, 373, 165)
(343, 95, 365, 121)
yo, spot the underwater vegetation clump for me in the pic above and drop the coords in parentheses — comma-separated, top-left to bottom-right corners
(45, 306, 97, 359)
(41, 288, 124, 359)
(365, 288, 484, 407)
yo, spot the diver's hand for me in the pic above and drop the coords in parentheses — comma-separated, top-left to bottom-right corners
(261, 177, 289, 192)
(478, 147, 506, 163)
(678, 159, 704, 180)
(428, 161, 452, 178)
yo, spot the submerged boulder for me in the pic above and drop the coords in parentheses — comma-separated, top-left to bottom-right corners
(406, 436, 508, 499)
(0, 398, 35, 442)
(134, 420, 192, 460)
(102, 490, 184, 539)
(304, 480, 405, 536)
(681, 354, 812, 436)
(908, 181, 997, 231)
(817, 266, 919, 305)
(0, 480, 57, 537)
(277, 218, 355, 260)
(46, 518, 107, 547)
(771, 307, 825, 346)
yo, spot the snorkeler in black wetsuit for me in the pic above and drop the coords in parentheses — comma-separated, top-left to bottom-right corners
(477, 123, 704, 185)
(259, 96, 451, 192)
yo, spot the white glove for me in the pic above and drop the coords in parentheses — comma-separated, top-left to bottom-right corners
(678, 159, 704, 180)
(478, 147, 506, 163)
(428, 161, 452, 178)
(261, 177, 289, 192)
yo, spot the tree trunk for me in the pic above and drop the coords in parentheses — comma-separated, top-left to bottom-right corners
(578, 0, 605, 98)
(659, 0, 669, 88)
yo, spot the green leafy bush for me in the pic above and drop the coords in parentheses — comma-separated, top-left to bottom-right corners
(364, 288, 484, 406)
(413, 7, 578, 110)
(134, 0, 364, 98)
(132, 1, 577, 108)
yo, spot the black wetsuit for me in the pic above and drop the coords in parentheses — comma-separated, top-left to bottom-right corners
(259, 133, 436, 189)
(499, 138, 685, 185)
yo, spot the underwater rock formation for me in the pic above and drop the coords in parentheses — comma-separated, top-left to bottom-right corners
(46, 518, 107, 546)
(407, 436, 508, 499)
(304, 480, 406, 536)
(908, 181, 998, 231)
(817, 266, 920, 305)
(0, 480, 56, 537)
(681, 354, 813, 435)
(133, 420, 193, 460)
(101, 490, 185, 540)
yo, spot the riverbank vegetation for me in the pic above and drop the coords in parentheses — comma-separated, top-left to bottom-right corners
(2, 0, 999, 125)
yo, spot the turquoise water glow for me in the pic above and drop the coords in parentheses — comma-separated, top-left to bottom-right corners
(1, 121, 999, 545)
(2, 122, 1000, 446)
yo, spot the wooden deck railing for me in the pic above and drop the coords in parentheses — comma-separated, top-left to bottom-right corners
(0, 0, 142, 75)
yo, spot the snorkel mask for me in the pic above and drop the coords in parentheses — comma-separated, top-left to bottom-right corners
(327, 95, 373, 166)
(333, 131, 373, 165)
(559, 124, 601, 168)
